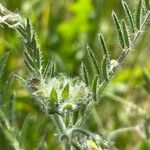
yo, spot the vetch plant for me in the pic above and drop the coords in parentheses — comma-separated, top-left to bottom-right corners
(0, 0, 150, 149)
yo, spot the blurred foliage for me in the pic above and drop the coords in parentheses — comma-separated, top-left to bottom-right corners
(0, 0, 150, 149)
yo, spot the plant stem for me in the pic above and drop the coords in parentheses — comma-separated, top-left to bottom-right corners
(51, 114, 72, 150)
(12, 140, 22, 150)
(108, 126, 136, 140)
(51, 114, 66, 133)
(106, 93, 146, 115)
(63, 139, 72, 150)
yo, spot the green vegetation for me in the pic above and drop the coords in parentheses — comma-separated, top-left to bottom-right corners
(0, 0, 150, 149)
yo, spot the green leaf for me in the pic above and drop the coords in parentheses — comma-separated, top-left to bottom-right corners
(80, 62, 89, 86)
(61, 83, 69, 99)
(102, 56, 109, 82)
(99, 34, 109, 56)
(65, 113, 70, 127)
(20, 114, 32, 145)
(19, 18, 42, 75)
(73, 111, 79, 125)
(142, 70, 150, 93)
(63, 103, 72, 110)
(99, 34, 110, 66)
(9, 92, 15, 123)
(32, 34, 37, 56)
(50, 87, 57, 101)
(24, 59, 36, 73)
(143, 70, 150, 83)
(26, 18, 32, 41)
(122, 20, 130, 48)
(87, 45, 100, 74)
(145, 0, 150, 10)
(136, 0, 143, 30)
(43, 60, 51, 78)
(0, 52, 9, 79)
(91, 76, 98, 101)
(0, 109, 5, 120)
(144, 117, 150, 139)
(17, 25, 26, 38)
(34, 135, 46, 150)
(50, 62, 55, 78)
(24, 51, 35, 68)
(32, 34, 41, 69)
(42, 60, 54, 79)
(122, 0, 135, 33)
(112, 11, 126, 49)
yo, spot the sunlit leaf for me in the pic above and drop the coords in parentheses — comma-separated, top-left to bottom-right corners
(50, 87, 58, 101)
(61, 83, 69, 99)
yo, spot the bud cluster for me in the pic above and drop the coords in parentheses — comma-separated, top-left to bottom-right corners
(27, 74, 93, 115)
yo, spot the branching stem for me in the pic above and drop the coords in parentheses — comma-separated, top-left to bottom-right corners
(77, 11, 150, 128)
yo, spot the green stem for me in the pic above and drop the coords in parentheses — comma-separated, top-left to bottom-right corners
(51, 114, 66, 133)
(106, 93, 146, 115)
(12, 140, 22, 150)
(63, 139, 72, 150)
(108, 126, 136, 140)
(51, 114, 72, 150)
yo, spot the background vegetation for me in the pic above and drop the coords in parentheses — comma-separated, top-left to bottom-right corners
(0, 0, 150, 149)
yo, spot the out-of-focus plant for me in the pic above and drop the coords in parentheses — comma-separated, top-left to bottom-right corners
(0, 53, 47, 150)
(0, 53, 20, 149)
(0, 0, 150, 149)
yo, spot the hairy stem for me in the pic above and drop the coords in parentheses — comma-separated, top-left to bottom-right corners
(63, 139, 72, 150)
(51, 114, 72, 150)
(51, 114, 66, 133)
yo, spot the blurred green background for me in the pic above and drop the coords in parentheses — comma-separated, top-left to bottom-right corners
(0, 0, 150, 149)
